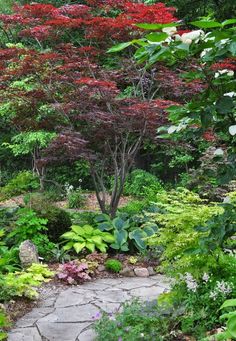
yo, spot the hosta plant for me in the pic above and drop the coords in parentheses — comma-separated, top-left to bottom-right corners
(57, 261, 91, 284)
(61, 225, 115, 254)
(95, 214, 158, 251)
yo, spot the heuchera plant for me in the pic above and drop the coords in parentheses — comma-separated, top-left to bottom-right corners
(57, 261, 91, 284)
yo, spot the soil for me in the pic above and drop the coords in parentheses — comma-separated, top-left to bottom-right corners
(0, 192, 132, 211)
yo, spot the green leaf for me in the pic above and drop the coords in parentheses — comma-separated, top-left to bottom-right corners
(108, 42, 133, 53)
(61, 231, 77, 240)
(73, 242, 86, 254)
(91, 235, 103, 245)
(227, 315, 236, 338)
(222, 19, 236, 26)
(86, 242, 95, 253)
(136, 23, 179, 30)
(83, 225, 94, 235)
(63, 241, 74, 251)
(102, 233, 115, 243)
(129, 229, 146, 250)
(71, 225, 84, 235)
(191, 20, 222, 28)
(229, 41, 236, 56)
(113, 217, 127, 230)
(114, 229, 128, 247)
(220, 299, 236, 310)
(94, 213, 110, 223)
(145, 32, 168, 42)
(97, 243, 107, 253)
(97, 222, 113, 231)
(216, 96, 234, 114)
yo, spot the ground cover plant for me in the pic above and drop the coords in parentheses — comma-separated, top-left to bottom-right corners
(0, 0, 236, 340)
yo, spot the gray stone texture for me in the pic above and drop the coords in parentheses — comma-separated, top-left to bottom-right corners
(8, 275, 169, 341)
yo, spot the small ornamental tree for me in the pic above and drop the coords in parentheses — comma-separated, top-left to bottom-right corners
(0, 1, 178, 215)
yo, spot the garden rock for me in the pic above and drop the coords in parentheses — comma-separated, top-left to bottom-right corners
(120, 266, 135, 277)
(147, 266, 156, 276)
(97, 265, 105, 272)
(19, 240, 39, 268)
(134, 267, 149, 277)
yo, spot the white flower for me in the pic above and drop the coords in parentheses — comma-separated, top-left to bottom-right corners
(200, 48, 212, 58)
(184, 273, 198, 292)
(215, 69, 234, 78)
(209, 290, 217, 301)
(224, 92, 236, 97)
(162, 26, 177, 36)
(216, 280, 233, 295)
(180, 30, 204, 44)
(202, 273, 210, 282)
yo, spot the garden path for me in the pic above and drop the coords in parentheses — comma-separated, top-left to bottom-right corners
(8, 275, 170, 341)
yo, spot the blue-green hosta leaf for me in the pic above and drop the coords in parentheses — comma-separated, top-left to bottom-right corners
(94, 213, 110, 223)
(121, 243, 129, 252)
(143, 226, 157, 237)
(129, 229, 147, 250)
(73, 242, 86, 253)
(113, 217, 129, 230)
(114, 229, 128, 247)
(97, 222, 113, 231)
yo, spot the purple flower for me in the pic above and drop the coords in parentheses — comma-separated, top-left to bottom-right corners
(118, 338, 122, 341)
(92, 312, 101, 320)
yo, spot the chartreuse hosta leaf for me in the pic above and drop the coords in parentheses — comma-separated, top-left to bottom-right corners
(61, 224, 115, 254)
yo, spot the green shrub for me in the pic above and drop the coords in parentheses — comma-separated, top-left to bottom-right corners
(0, 263, 55, 302)
(124, 169, 163, 200)
(0, 309, 9, 341)
(8, 208, 48, 244)
(25, 193, 72, 242)
(0, 223, 20, 273)
(147, 188, 223, 276)
(105, 259, 122, 273)
(0, 171, 39, 199)
(68, 189, 86, 209)
(119, 200, 148, 215)
(71, 211, 96, 226)
(94, 299, 180, 341)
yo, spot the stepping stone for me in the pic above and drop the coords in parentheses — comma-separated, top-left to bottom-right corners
(8, 327, 41, 341)
(37, 322, 90, 341)
(8, 275, 170, 341)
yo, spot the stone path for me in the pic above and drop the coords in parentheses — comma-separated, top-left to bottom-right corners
(8, 275, 170, 341)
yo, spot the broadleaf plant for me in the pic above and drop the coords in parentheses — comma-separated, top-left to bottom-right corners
(61, 225, 115, 254)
